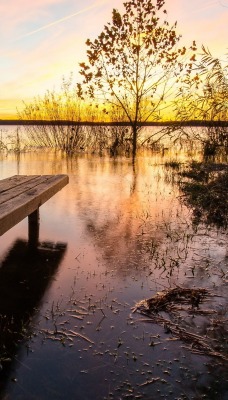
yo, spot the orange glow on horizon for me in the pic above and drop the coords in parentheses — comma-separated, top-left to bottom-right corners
(0, 99, 29, 120)
(0, 0, 227, 120)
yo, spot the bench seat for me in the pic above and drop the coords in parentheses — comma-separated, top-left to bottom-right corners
(0, 175, 69, 240)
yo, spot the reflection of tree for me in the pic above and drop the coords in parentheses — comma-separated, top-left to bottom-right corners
(130, 163, 137, 195)
(81, 163, 141, 270)
(0, 239, 67, 392)
(70, 157, 186, 276)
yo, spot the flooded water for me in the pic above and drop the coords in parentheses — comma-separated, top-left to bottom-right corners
(0, 138, 227, 399)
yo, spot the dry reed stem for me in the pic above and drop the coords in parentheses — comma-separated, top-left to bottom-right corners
(133, 286, 228, 362)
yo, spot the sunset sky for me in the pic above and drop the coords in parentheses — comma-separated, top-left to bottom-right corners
(0, 0, 227, 119)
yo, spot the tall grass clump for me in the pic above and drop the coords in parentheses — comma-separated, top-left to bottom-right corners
(173, 47, 228, 159)
(0, 127, 24, 153)
(19, 79, 135, 155)
(19, 76, 87, 152)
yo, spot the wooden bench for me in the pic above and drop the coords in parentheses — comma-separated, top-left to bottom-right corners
(0, 175, 69, 246)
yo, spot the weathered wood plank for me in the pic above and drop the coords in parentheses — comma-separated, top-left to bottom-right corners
(0, 175, 39, 194)
(0, 174, 69, 236)
(0, 176, 55, 205)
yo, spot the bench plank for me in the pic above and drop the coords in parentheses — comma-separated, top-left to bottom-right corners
(0, 175, 38, 194)
(0, 176, 52, 205)
(0, 174, 69, 236)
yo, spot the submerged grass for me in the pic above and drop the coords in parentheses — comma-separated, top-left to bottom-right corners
(164, 160, 182, 170)
(179, 161, 228, 228)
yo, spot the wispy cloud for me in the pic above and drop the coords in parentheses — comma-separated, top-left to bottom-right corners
(0, 0, 63, 36)
(14, 0, 108, 41)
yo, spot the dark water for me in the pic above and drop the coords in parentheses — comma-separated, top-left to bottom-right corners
(0, 149, 227, 400)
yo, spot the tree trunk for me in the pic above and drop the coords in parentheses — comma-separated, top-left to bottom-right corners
(132, 124, 138, 160)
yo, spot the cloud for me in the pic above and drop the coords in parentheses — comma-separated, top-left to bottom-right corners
(165, 0, 228, 54)
(14, 0, 108, 41)
(0, 0, 64, 37)
(0, 0, 111, 40)
(0, 0, 113, 101)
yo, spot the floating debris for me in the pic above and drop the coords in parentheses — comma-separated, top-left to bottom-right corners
(39, 328, 94, 344)
(133, 286, 228, 362)
(132, 286, 209, 314)
(138, 377, 160, 387)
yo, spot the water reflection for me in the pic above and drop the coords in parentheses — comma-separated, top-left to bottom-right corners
(69, 158, 187, 282)
(0, 239, 67, 394)
(0, 148, 227, 399)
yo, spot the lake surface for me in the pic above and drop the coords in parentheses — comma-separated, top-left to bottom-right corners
(0, 128, 227, 399)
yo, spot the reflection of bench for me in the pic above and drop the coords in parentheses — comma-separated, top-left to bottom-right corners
(0, 239, 67, 317)
(0, 175, 69, 245)
(0, 239, 67, 380)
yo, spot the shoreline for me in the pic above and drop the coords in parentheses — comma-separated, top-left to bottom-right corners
(0, 119, 228, 127)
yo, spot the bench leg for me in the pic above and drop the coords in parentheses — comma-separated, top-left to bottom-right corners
(28, 209, 40, 247)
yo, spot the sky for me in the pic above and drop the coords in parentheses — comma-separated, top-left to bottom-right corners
(0, 0, 227, 119)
